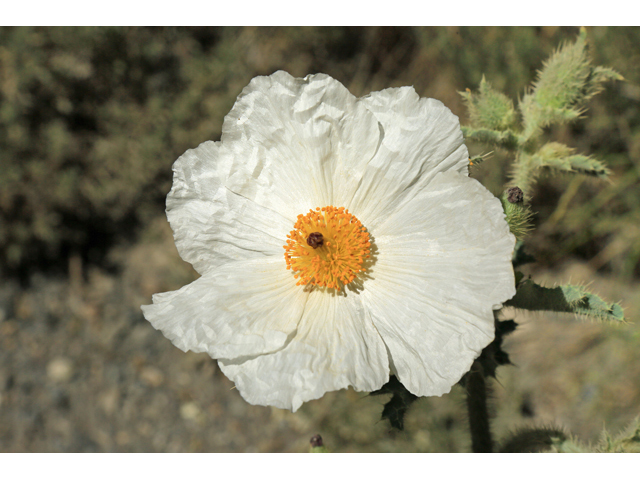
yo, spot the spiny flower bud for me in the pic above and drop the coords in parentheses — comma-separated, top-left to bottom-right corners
(500, 187, 533, 240)
(507, 186, 524, 204)
(309, 434, 328, 453)
(310, 434, 323, 448)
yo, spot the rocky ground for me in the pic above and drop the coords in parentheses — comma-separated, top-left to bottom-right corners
(2, 218, 639, 452)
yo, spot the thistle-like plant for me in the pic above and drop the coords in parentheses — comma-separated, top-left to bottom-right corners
(461, 27, 624, 324)
(460, 27, 623, 196)
(451, 27, 627, 453)
(370, 28, 627, 453)
(551, 417, 640, 453)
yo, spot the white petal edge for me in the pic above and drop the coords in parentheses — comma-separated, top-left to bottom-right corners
(361, 170, 516, 397)
(167, 140, 293, 275)
(219, 288, 389, 412)
(141, 257, 307, 360)
(350, 86, 470, 231)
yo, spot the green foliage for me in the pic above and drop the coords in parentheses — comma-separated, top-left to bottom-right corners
(459, 27, 640, 279)
(551, 417, 640, 452)
(369, 375, 418, 431)
(512, 142, 611, 193)
(309, 445, 329, 453)
(532, 142, 610, 177)
(472, 31, 631, 448)
(512, 240, 535, 268)
(499, 426, 567, 453)
(513, 28, 640, 279)
(499, 423, 640, 453)
(522, 28, 623, 140)
(308, 434, 329, 453)
(460, 126, 521, 150)
(473, 319, 517, 379)
(506, 278, 625, 322)
(499, 190, 534, 240)
(461, 28, 621, 196)
(460, 76, 517, 131)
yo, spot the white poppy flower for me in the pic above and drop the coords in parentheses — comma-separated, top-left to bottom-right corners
(141, 71, 516, 412)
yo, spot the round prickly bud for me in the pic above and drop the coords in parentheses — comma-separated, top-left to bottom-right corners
(507, 186, 524, 204)
(310, 434, 323, 448)
(309, 434, 328, 453)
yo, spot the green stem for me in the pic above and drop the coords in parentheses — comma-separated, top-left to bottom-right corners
(466, 361, 493, 453)
(509, 151, 537, 196)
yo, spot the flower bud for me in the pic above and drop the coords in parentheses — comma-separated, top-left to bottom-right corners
(507, 186, 524, 204)
(309, 434, 328, 453)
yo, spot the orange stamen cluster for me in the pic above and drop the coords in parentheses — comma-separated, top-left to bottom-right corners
(284, 206, 371, 289)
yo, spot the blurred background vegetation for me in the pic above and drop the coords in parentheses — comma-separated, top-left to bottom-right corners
(1, 26, 639, 452)
(2, 26, 639, 280)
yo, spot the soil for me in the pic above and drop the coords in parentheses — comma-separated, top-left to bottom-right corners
(1, 219, 639, 452)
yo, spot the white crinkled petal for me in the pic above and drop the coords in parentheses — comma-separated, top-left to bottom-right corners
(147, 72, 517, 412)
(350, 87, 470, 231)
(167, 141, 293, 275)
(218, 290, 389, 412)
(141, 257, 307, 360)
(361, 170, 516, 397)
(222, 71, 382, 218)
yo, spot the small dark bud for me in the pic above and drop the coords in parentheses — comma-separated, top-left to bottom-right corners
(307, 232, 324, 249)
(507, 186, 524, 204)
(310, 434, 323, 448)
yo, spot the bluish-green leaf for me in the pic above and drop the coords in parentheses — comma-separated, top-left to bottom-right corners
(461, 126, 521, 150)
(505, 279, 625, 322)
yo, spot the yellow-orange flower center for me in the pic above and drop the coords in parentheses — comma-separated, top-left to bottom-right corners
(284, 206, 371, 289)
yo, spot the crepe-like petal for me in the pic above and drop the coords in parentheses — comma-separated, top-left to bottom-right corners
(167, 141, 294, 275)
(144, 71, 517, 412)
(351, 87, 470, 230)
(222, 71, 382, 218)
(362, 170, 516, 397)
(219, 291, 389, 412)
(142, 257, 307, 359)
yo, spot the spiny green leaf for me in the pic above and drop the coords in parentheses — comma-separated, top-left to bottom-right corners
(532, 28, 591, 111)
(603, 418, 640, 451)
(459, 76, 517, 131)
(369, 375, 417, 430)
(519, 28, 622, 140)
(550, 438, 588, 453)
(461, 126, 521, 150)
(552, 417, 640, 452)
(587, 65, 624, 96)
(550, 154, 609, 177)
(532, 142, 610, 178)
(512, 240, 535, 268)
(474, 319, 517, 379)
(505, 278, 625, 322)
